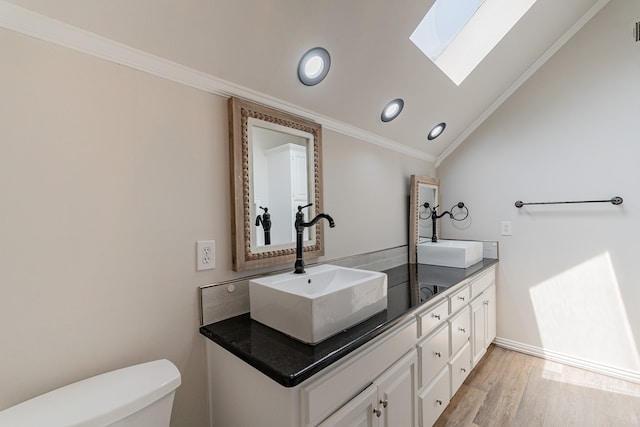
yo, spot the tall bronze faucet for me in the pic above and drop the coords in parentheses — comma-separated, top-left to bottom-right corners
(255, 206, 271, 245)
(423, 202, 469, 243)
(294, 203, 335, 274)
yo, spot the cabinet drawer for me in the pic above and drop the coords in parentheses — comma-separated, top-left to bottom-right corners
(449, 285, 469, 314)
(417, 299, 448, 338)
(301, 319, 416, 427)
(417, 323, 449, 388)
(449, 342, 471, 398)
(418, 366, 450, 427)
(449, 306, 470, 356)
(470, 267, 495, 299)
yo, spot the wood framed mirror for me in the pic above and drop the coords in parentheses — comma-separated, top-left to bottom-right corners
(409, 175, 440, 264)
(228, 97, 324, 271)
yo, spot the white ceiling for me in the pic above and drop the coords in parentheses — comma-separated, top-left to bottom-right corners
(4, 0, 609, 163)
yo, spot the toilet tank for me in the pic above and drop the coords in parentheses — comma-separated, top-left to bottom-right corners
(0, 359, 181, 427)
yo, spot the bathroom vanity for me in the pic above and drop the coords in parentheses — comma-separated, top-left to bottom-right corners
(200, 259, 497, 427)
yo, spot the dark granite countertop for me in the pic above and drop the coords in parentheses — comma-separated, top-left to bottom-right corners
(199, 258, 498, 387)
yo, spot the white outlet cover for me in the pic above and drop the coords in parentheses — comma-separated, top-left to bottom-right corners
(500, 221, 512, 236)
(196, 240, 215, 271)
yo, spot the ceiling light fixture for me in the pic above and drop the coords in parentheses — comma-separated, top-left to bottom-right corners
(428, 122, 446, 140)
(298, 47, 331, 86)
(381, 99, 404, 122)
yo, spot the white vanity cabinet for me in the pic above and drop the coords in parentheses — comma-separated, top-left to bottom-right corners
(204, 264, 497, 427)
(415, 264, 496, 426)
(318, 349, 417, 427)
(416, 289, 471, 427)
(205, 318, 417, 427)
(301, 319, 417, 426)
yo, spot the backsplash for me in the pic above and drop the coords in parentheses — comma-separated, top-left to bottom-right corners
(199, 242, 497, 326)
(199, 246, 408, 325)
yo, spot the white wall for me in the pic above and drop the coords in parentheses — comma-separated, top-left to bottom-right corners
(0, 27, 433, 426)
(438, 0, 640, 376)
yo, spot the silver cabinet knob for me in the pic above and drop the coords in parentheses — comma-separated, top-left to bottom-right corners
(380, 399, 388, 408)
(458, 296, 465, 301)
(373, 408, 382, 417)
(434, 351, 441, 358)
(459, 327, 466, 333)
(461, 367, 467, 373)
(433, 313, 440, 320)
(436, 399, 443, 405)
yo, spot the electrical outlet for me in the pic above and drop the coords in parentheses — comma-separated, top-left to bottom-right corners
(196, 240, 215, 271)
(500, 221, 512, 236)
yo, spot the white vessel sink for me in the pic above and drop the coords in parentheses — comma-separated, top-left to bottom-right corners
(249, 264, 388, 344)
(417, 240, 483, 268)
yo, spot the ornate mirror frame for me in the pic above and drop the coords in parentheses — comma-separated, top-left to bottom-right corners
(409, 175, 440, 264)
(228, 97, 324, 271)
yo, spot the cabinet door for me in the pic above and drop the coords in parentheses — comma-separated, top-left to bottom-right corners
(485, 284, 496, 345)
(470, 296, 486, 367)
(471, 284, 497, 367)
(377, 349, 417, 427)
(317, 384, 378, 427)
(291, 148, 308, 200)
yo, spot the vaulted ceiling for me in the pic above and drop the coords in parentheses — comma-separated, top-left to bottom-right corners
(3, 0, 609, 164)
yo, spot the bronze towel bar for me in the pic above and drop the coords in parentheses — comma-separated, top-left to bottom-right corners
(515, 197, 623, 208)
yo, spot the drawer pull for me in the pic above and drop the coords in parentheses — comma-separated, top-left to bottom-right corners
(461, 368, 467, 373)
(432, 313, 441, 320)
(459, 327, 466, 333)
(436, 399, 443, 406)
(373, 408, 382, 417)
(434, 351, 441, 358)
(458, 296, 465, 301)
(380, 399, 388, 408)
(484, 300, 489, 305)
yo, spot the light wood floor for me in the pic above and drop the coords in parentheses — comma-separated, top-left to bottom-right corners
(434, 345, 640, 427)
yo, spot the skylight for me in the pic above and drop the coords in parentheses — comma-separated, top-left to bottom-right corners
(411, 0, 486, 62)
(410, 0, 537, 85)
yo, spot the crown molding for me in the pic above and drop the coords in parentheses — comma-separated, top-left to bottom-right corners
(0, 0, 435, 163)
(435, 0, 610, 168)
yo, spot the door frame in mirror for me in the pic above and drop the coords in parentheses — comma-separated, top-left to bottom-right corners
(409, 175, 440, 264)
(228, 97, 324, 271)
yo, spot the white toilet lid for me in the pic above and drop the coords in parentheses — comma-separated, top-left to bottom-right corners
(0, 359, 181, 427)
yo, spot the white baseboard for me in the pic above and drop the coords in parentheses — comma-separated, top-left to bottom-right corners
(494, 337, 640, 385)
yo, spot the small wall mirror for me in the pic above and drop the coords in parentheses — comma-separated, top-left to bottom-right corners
(228, 97, 324, 271)
(409, 175, 440, 264)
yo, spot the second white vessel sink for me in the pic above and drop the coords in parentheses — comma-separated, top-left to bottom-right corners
(249, 264, 388, 344)
(417, 239, 483, 268)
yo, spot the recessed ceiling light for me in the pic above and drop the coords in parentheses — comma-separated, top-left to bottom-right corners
(428, 122, 446, 140)
(381, 99, 404, 122)
(298, 47, 331, 86)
